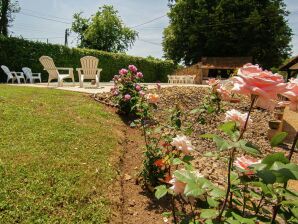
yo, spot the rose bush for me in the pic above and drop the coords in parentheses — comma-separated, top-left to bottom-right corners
(282, 78, 298, 112)
(111, 65, 146, 116)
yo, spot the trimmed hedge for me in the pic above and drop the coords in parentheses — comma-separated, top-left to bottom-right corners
(0, 36, 176, 83)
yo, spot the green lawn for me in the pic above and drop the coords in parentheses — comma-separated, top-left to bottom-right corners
(0, 86, 121, 223)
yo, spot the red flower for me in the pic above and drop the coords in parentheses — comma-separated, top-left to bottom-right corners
(154, 159, 165, 168)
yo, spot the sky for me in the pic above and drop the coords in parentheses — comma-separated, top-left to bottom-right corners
(10, 0, 298, 59)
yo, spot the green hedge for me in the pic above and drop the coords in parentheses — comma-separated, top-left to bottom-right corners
(0, 36, 176, 83)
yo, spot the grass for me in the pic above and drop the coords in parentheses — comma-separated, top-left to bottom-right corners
(0, 86, 122, 223)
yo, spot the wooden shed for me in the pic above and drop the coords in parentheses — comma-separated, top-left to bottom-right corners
(173, 57, 252, 84)
(279, 56, 298, 80)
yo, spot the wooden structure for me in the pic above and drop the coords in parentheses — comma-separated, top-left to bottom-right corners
(279, 56, 298, 80)
(172, 57, 252, 84)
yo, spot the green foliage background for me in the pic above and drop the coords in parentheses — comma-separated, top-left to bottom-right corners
(0, 36, 176, 82)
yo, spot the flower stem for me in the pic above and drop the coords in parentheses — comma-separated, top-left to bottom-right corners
(218, 95, 257, 221)
(171, 195, 178, 224)
(255, 194, 265, 215)
(287, 132, 298, 161)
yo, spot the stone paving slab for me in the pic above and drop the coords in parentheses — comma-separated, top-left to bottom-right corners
(8, 82, 206, 94)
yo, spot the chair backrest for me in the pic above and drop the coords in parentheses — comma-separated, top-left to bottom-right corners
(22, 67, 32, 79)
(80, 56, 99, 77)
(39, 56, 58, 79)
(1, 65, 13, 79)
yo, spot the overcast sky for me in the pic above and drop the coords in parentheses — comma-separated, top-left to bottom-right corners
(10, 0, 298, 59)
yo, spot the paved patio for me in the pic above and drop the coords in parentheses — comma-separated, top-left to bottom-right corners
(8, 82, 204, 94)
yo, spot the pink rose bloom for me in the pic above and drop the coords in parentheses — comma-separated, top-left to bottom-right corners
(169, 178, 186, 194)
(124, 94, 131, 101)
(171, 135, 194, 155)
(282, 80, 298, 112)
(146, 93, 160, 104)
(234, 156, 261, 175)
(128, 65, 137, 73)
(225, 109, 252, 129)
(217, 84, 233, 101)
(232, 67, 287, 110)
(156, 83, 161, 91)
(139, 90, 145, 97)
(119, 68, 128, 76)
(136, 72, 143, 79)
(135, 84, 142, 92)
(206, 78, 220, 86)
(237, 63, 263, 76)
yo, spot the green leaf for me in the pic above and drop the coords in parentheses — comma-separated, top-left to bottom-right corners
(238, 140, 260, 156)
(207, 196, 219, 207)
(182, 155, 194, 163)
(262, 152, 289, 167)
(219, 121, 237, 137)
(200, 133, 216, 139)
(200, 209, 218, 219)
(270, 132, 288, 147)
(172, 158, 183, 165)
(210, 187, 226, 198)
(231, 212, 256, 224)
(184, 182, 205, 197)
(213, 136, 232, 151)
(129, 122, 136, 127)
(281, 200, 298, 206)
(256, 170, 276, 184)
(155, 185, 167, 199)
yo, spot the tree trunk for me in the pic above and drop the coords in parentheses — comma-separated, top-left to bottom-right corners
(0, 0, 9, 36)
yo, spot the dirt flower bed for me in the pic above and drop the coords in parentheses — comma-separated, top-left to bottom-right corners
(95, 86, 296, 188)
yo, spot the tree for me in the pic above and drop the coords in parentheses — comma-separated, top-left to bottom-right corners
(72, 5, 138, 53)
(163, 0, 292, 68)
(0, 0, 20, 36)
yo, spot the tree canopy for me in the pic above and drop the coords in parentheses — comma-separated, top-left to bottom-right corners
(72, 5, 138, 53)
(163, 0, 292, 68)
(0, 0, 20, 36)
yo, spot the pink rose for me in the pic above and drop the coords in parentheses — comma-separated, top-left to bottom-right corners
(139, 90, 145, 97)
(234, 156, 261, 175)
(119, 68, 128, 76)
(156, 83, 161, 91)
(225, 109, 252, 129)
(128, 65, 137, 73)
(136, 72, 143, 79)
(237, 63, 263, 76)
(135, 84, 142, 92)
(217, 84, 233, 101)
(171, 135, 194, 155)
(232, 67, 287, 110)
(169, 178, 186, 194)
(146, 93, 160, 104)
(206, 78, 220, 86)
(282, 80, 298, 112)
(124, 94, 131, 101)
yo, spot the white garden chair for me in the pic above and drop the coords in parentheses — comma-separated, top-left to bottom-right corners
(39, 56, 74, 87)
(1, 65, 26, 83)
(22, 67, 42, 83)
(76, 56, 102, 88)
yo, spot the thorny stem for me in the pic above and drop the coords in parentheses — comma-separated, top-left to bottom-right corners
(171, 195, 178, 224)
(255, 194, 265, 215)
(229, 192, 233, 209)
(271, 132, 298, 224)
(217, 95, 257, 221)
(242, 184, 247, 216)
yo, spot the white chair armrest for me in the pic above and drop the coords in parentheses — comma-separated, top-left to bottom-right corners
(56, 67, 73, 71)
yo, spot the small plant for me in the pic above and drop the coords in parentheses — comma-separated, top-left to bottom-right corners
(111, 65, 146, 116)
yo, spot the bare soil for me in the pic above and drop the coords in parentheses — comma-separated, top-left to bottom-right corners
(95, 86, 298, 224)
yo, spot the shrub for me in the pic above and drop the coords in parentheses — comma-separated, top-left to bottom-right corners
(0, 36, 176, 83)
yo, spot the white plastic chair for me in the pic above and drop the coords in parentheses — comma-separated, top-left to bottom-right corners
(1, 65, 26, 83)
(39, 56, 74, 87)
(76, 56, 102, 88)
(22, 67, 42, 83)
